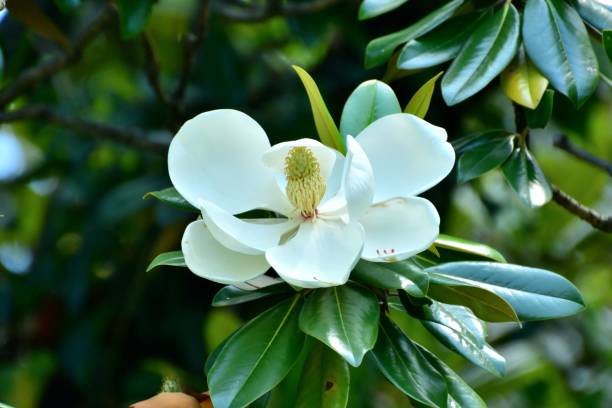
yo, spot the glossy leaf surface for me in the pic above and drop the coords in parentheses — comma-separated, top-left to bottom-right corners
(525, 89, 555, 128)
(359, 0, 410, 20)
(212, 284, 294, 307)
(457, 134, 515, 183)
(146, 251, 186, 272)
(500, 48, 549, 109)
(502, 146, 552, 207)
(434, 234, 507, 263)
(144, 187, 198, 212)
(353, 259, 429, 297)
(404, 71, 443, 118)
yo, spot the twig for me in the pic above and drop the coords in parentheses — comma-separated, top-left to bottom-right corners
(0, 5, 114, 109)
(551, 185, 612, 232)
(141, 33, 169, 106)
(213, 0, 341, 22)
(0, 105, 169, 154)
(553, 134, 612, 177)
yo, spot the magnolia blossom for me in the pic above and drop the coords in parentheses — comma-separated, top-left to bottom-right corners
(168, 109, 454, 288)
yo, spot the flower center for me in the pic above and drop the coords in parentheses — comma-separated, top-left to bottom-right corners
(284, 146, 326, 218)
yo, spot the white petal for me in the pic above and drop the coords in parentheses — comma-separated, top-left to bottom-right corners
(200, 199, 299, 255)
(360, 197, 440, 262)
(266, 219, 364, 288)
(182, 220, 269, 284)
(342, 135, 374, 221)
(168, 109, 286, 214)
(262, 138, 338, 181)
(356, 113, 455, 202)
(234, 275, 284, 291)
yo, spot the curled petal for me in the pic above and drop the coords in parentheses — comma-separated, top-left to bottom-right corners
(169, 109, 286, 214)
(356, 113, 455, 202)
(360, 197, 440, 262)
(266, 219, 364, 288)
(182, 220, 270, 284)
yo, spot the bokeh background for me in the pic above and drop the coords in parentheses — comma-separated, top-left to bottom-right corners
(0, 0, 611, 406)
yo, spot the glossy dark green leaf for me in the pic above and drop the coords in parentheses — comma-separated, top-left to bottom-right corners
(365, 0, 465, 69)
(428, 274, 519, 322)
(419, 302, 506, 376)
(212, 283, 294, 307)
(146, 251, 185, 272)
(452, 130, 515, 154)
(359, 0, 410, 20)
(299, 283, 379, 367)
(417, 345, 487, 408)
(442, 3, 520, 105)
(569, 0, 612, 33)
(457, 134, 514, 183)
(293, 65, 345, 154)
(205, 328, 237, 376)
(523, 0, 599, 107)
(434, 234, 507, 263)
(144, 187, 198, 211)
(525, 89, 555, 128)
(502, 146, 552, 207)
(372, 315, 448, 407)
(426, 262, 585, 321)
(353, 259, 429, 297)
(340, 80, 401, 137)
(500, 47, 549, 109)
(208, 296, 305, 408)
(295, 343, 350, 408)
(116, 0, 156, 38)
(604, 30, 612, 63)
(398, 11, 486, 70)
(404, 71, 443, 118)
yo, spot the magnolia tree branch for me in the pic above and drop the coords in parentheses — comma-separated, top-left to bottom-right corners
(0, 106, 169, 154)
(553, 134, 612, 177)
(213, 0, 341, 22)
(551, 185, 612, 232)
(0, 5, 114, 109)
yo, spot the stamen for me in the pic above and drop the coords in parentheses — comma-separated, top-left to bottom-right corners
(285, 147, 326, 218)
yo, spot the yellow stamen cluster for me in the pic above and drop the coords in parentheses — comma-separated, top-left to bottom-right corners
(284, 146, 326, 217)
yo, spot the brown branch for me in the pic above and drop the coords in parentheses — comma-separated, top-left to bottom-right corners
(551, 185, 612, 233)
(0, 105, 169, 154)
(553, 134, 612, 177)
(213, 0, 341, 22)
(0, 5, 114, 109)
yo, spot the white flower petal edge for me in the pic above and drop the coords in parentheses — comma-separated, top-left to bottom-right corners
(360, 197, 440, 262)
(262, 138, 337, 181)
(356, 113, 455, 203)
(168, 109, 290, 215)
(199, 199, 300, 255)
(182, 220, 270, 284)
(342, 136, 374, 221)
(265, 219, 365, 288)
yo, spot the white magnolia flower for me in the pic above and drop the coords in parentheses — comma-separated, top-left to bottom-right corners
(168, 109, 455, 288)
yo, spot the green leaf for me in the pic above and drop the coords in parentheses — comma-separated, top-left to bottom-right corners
(295, 343, 350, 408)
(365, 0, 466, 69)
(293, 65, 345, 154)
(54, 0, 80, 12)
(604, 30, 612, 63)
(299, 283, 379, 367)
(452, 129, 514, 154)
(569, 0, 612, 33)
(359, 0, 410, 20)
(143, 187, 198, 212)
(0, 403, 15, 408)
(116, 0, 156, 39)
(457, 134, 515, 183)
(427, 274, 520, 322)
(525, 89, 555, 128)
(208, 296, 305, 408)
(417, 345, 487, 408)
(146, 251, 185, 272)
(398, 11, 486, 70)
(353, 259, 429, 297)
(442, 2, 520, 105)
(417, 302, 506, 376)
(502, 146, 552, 207)
(426, 262, 585, 321)
(523, 0, 599, 107)
(500, 47, 549, 109)
(371, 315, 448, 408)
(8, 0, 71, 49)
(434, 234, 507, 263)
(212, 283, 294, 307)
(404, 71, 443, 118)
(205, 328, 237, 376)
(340, 80, 401, 137)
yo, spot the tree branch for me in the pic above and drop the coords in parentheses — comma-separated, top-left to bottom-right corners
(551, 185, 612, 233)
(553, 134, 612, 177)
(141, 33, 169, 107)
(0, 106, 169, 154)
(213, 0, 341, 22)
(0, 5, 114, 109)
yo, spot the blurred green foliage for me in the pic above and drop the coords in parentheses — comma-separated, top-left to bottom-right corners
(0, 0, 610, 407)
